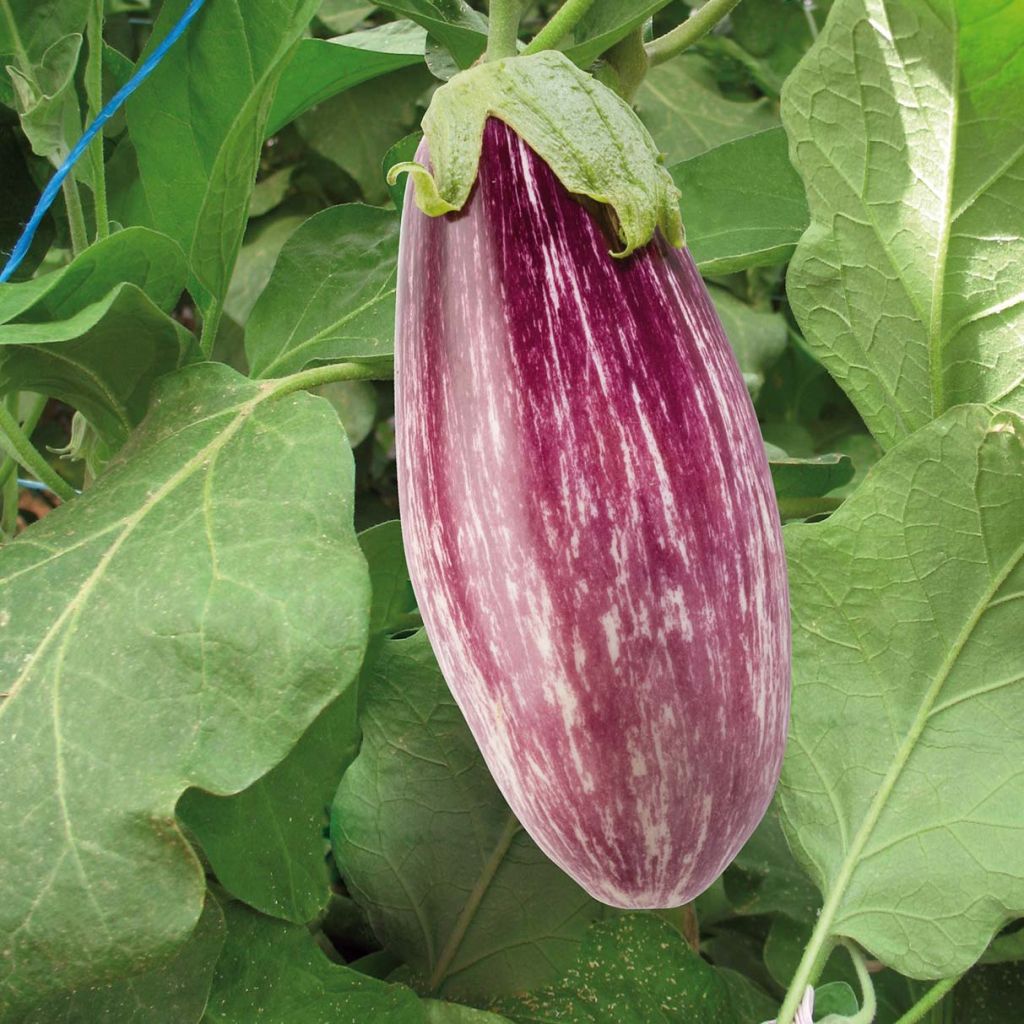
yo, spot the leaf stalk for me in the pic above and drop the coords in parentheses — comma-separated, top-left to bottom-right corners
(0, 401, 76, 502)
(86, 0, 110, 241)
(522, 0, 597, 55)
(645, 0, 745, 67)
(891, 976, 959, 1024)
(264, 360, 386, 399)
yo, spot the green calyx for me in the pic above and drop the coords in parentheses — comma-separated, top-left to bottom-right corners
(387, 51, 683, 257)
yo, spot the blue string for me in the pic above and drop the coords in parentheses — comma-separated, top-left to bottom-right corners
(0, 0, 209, 283)
(17, 478, 83, 495)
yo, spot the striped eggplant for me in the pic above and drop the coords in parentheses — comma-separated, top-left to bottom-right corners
(395, 116, 790, 908)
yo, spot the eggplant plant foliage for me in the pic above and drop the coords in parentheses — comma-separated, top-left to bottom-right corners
(0, 0, 1021, 1022)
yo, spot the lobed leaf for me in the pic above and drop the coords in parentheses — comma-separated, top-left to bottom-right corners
(0, 363, 370, 1014)
(781, 405, 1024, 977)
(782, 0, 1024, 449)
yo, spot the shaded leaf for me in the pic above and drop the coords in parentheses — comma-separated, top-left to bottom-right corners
(767, 451, 855, 501)
(781, 405, 1024, 977)
(298, 65, 431, 204)
(563, 0, 675, 69)
(709, 285, 787, 399)
(673, 127, 809, 275)
(0, 363, 370, 1013)
(269, 20, 427, 136)
(375, 0, 486, 69)
(202, 901, 423, 1023)
(318, 0, 378, 33)
(782, 0, 1024, 450)
(332, 628, 604, 1002)
(638, 57, 777, 165)
(246, 204, 400, 378)
(494, 915, 736, 1024)
(179, 686, 361, 925)
(955, 961, 1024, 1022)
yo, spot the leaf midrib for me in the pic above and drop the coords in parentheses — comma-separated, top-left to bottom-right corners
(815, 530, 1024, 945)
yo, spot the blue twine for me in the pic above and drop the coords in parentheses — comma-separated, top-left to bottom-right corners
(0, 0, 209, 283)
(17, 477, 83, 495)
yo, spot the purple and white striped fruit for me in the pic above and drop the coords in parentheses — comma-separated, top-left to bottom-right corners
(394, 110, 790, 906)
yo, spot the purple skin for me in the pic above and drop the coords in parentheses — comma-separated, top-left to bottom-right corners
(395, 118, 790, 908)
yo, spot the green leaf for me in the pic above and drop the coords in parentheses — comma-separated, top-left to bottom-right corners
(223, 213, 306, 330)
(0, 0, 90, 107)
(318, 0, 378, 33)
(246, 204, 400, 378)
(268, 21, 427, 136)
(332, 630, 605, 1002)
(299, 65, 431, 205)
(637, 57, 778, 166)
(727, 0, 831, 96)
(19, 897, 226, 1024)
(562, 0, 675, 69)
(0, 228, 196, 446)
(248, 167, 295, 218)
(781, 405, 1024, 978)
(374, 0, 487, 69)
(723, 803, 820, 922)
(179, 687, 361, 925)
(708, 285, 787, 399)
(0, 363, 370, 1014)
(782, 0, 1024, 450)
(768, 451, 855, 501)
(6, 32, 83, 167)
(125, 0, 321, 313)
(0, 227, 187, 324)
(673, 127, 809, 275)
(494, 915, 736, 1023)
(422, 1003, 511, 1024)
(202, 901, 424, 1023)
(358, 519, 416, 640)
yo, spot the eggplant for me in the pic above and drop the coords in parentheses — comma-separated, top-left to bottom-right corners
(394, 118, 790, 909)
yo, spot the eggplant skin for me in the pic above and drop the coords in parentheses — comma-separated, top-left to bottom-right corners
(395, 118, 790, 909)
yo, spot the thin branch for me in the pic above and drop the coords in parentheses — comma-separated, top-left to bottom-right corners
(645, 0, 745, 68)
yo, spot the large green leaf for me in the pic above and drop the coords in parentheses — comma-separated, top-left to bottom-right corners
(673, 127, 809, 275)
(0, 363, 370, 1015)
(125, 0, 320, 314)
(178, 687, 361, 925)
(268, 20, 427, 135)
(637, 57, 778, 165)
(781, 405, 1024, 978)
(332, 628, 605, 1002)
(494, 915, 736, 1024)
(782, 0, 1024, 450)
(246, 204, 400, 378)
(202, 901, 423, 1023)
(20, 897, 226, 1024)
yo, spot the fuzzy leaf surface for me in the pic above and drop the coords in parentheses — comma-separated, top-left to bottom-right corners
(0, 363, 370, 1014)
(782, 0, 1024, 449)
(332, 628, 604, 1002)
(781, 405, 1024, 977)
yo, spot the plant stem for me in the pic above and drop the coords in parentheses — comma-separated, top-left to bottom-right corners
(1, 466, 18, 538)
(776, 495, 843, 520)
(522, 0, 597, 55)
(199, 301, 224, 360)
(645, 0, 745, 67)
(86, 0, 109, 241)
(892, 977, 960, 1024)
(485, 0, 523, 60)
(0, 394, 48, 492)
(264, 360, 386, 399)
(602, 28, 648, 102)
(840, 940, 877, 1024)
(0, 402, 76, 502)
(802, 0, 820, 40)
(775, 930, 836, 1024)
(62, 176, 90, 257)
